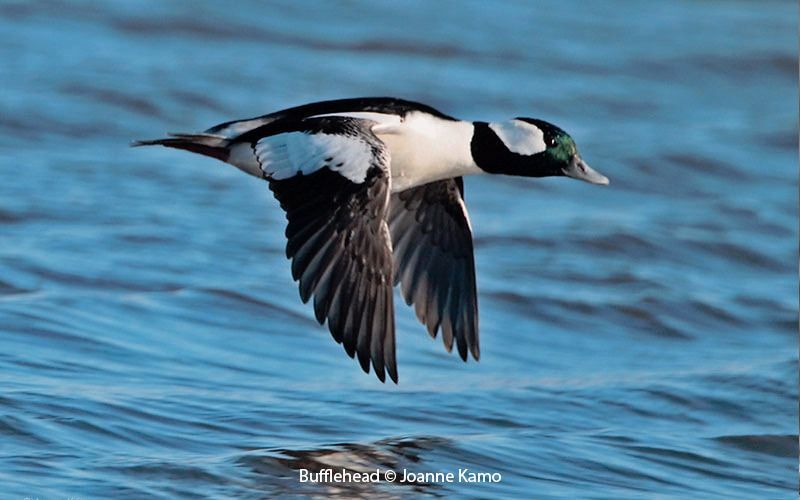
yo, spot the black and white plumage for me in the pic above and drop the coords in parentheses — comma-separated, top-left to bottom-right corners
(134, 97, 608, 383)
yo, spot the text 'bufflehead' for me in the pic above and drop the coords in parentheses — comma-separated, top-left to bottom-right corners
(134, 97, 609, 383)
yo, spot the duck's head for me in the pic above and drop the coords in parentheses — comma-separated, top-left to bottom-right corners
(471, 118, 609, 185)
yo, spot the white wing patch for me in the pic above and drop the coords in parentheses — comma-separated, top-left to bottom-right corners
(489, 120, 546, 156)
(254, 132, 377, 183)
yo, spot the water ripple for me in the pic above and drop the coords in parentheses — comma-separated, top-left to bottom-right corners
(1, 0, 794, 498)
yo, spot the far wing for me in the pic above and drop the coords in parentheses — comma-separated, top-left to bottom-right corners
(388, 178, 479, 361)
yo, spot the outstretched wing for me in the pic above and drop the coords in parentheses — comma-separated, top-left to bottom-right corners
(388, 178, 479, 361)
(254, 117, 397, 382)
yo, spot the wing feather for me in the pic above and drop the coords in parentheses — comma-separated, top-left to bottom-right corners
(389, 178, 479, 361)
(266, 117, 398, 382)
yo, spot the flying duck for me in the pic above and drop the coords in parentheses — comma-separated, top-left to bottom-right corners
(133, 97, 608, 383)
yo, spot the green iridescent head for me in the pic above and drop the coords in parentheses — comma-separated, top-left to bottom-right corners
(515, 118, 608, 184)
(547, 129, 578, 163)
(472, 117, 609, 184)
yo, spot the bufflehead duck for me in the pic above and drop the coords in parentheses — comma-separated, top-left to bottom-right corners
(133, 97, 608, 383)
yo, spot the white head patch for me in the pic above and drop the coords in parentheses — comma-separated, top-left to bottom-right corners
(488, 120, 546, 156)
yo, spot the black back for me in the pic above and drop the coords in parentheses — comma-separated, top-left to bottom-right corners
(207, 97, 456, 136)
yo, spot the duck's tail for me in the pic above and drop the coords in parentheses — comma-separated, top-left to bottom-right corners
(131, 133, 230, 162)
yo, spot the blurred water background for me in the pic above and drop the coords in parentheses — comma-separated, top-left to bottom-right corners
(0, 1, 796, 498)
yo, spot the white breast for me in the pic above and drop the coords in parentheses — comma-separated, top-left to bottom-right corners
(372, 112, 481, 192)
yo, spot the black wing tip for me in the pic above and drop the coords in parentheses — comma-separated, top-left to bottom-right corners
(458, 336, 480, 362)
(441, 326, 479, 362)
(471, 345, 480, 361)
(368, 359, 397, 384)
(360, 355, 398, 384)
(325, 320, 396, 383)
(357, 350, 371, 373)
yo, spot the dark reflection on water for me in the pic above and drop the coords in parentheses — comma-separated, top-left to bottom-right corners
(0, 0, 796, 498)
(238, 437, 449, 498)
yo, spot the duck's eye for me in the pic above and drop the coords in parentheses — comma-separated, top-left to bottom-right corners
(545, 136, 557, 148)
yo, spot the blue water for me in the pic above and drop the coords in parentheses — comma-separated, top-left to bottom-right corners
(1, 1, 796, 498)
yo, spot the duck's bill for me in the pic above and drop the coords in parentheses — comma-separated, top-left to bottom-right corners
(563, 155, 609, 185)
